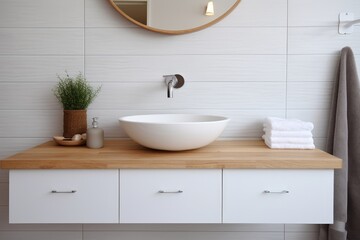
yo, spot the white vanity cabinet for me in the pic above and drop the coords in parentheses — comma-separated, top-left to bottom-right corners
(9, 169, 119, 223)
(3, 140, 341, 224)
(223, 169, 334, 224)
(9, 168, 334, 224)
(119, 169, 222, 223)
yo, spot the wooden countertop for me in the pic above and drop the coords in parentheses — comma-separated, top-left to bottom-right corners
(0, 140, 342, 169)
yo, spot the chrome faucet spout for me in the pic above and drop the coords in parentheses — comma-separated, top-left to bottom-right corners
(163, 74, 185, 98)
(167, 79, 177, 98)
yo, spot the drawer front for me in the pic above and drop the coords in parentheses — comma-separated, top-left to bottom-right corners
(9, 170, 119, 223)
(120, 169, 222, 223)
(223, 169, 334, 224)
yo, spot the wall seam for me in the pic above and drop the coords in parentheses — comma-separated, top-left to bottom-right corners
(82, 0, 85, 239)
(285, 0, 289, 119)
(83, 0, 86, 78)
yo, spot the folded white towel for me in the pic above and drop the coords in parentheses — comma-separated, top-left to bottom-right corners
(263, 117, 314, 131)
(264, 138, 315, 149)
(262, 135, 314, 144)
(263, 128, 313, 138)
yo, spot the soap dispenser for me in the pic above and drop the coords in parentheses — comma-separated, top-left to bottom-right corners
(86, 117, 104, 149)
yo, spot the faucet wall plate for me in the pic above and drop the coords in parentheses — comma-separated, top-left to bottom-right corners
(173, 74, 185, 88)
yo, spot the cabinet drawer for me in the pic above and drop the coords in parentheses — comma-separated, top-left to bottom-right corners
(120, 169, 221, 223)
(9, 170, 118, 223)
(223, 169, 333, 224)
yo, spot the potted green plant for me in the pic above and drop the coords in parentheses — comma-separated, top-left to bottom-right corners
(53, 72, 101, 138)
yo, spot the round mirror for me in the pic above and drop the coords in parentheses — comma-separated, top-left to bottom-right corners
(109, 0, 241, 34)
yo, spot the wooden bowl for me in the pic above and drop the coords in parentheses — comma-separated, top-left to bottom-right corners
(53, 136, 86, 146)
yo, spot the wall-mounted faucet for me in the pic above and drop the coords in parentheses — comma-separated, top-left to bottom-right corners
(163, 74, 185, 98)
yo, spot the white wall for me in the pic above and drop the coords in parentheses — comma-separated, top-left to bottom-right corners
(0, 0, 360, 239)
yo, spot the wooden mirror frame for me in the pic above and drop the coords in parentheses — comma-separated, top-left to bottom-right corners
(108, 0, 241, 35)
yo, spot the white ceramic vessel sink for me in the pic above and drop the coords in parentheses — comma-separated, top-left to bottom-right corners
(119, 114, 230, 151)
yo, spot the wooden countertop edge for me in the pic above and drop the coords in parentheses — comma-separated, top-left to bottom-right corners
(0, 140, 342, 170)
(1, 160, 342, 169)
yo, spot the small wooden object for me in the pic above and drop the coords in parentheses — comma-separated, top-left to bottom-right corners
(53, 136, 86, 146)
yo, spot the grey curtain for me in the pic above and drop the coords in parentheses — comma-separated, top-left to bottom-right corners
(319, 47, 360, 240)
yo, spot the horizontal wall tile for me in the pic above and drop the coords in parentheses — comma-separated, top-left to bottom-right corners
(0, 206, 82, 231)
(288, 55, 339, 82)
(285, 232, 318, 240)
(287, 110, 330, 138)
(0, 56, 83, 82)
(287, 81, 333, 109)
(288, 55, 360, 82)
(0, 138, 49, 160)
(0, 83, 60, 110)
(0, 183, 8, 206)
(0, 170, 9, 183)
(0, 29, 83, 55)
(85, 55, 287, 82)
(218, 0, 287, 27)
(0, 110, 62, 137)
(285, 224, 320, 232)
(0, 82, 285, 110)
(92, 82, 286, 110)
(84, 231, 283, 240)
(0, 0, 84, 27)
(84, 223, 283, 231)
(86, 27, 287, 55)
(88, 109, 285, 138)
(288, 27, 360, 55)
(0, 231, 82, 240)
(288, 0, 354, 26)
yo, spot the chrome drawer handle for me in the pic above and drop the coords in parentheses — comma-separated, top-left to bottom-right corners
(158, 190, 183, 194)
(263, 190, 289, 194)
(51, 190, 77, 194)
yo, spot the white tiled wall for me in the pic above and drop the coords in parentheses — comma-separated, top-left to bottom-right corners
(0, 0, 359, 239)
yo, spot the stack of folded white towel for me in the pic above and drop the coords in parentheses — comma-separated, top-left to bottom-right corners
(262, 117, 315, 149)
